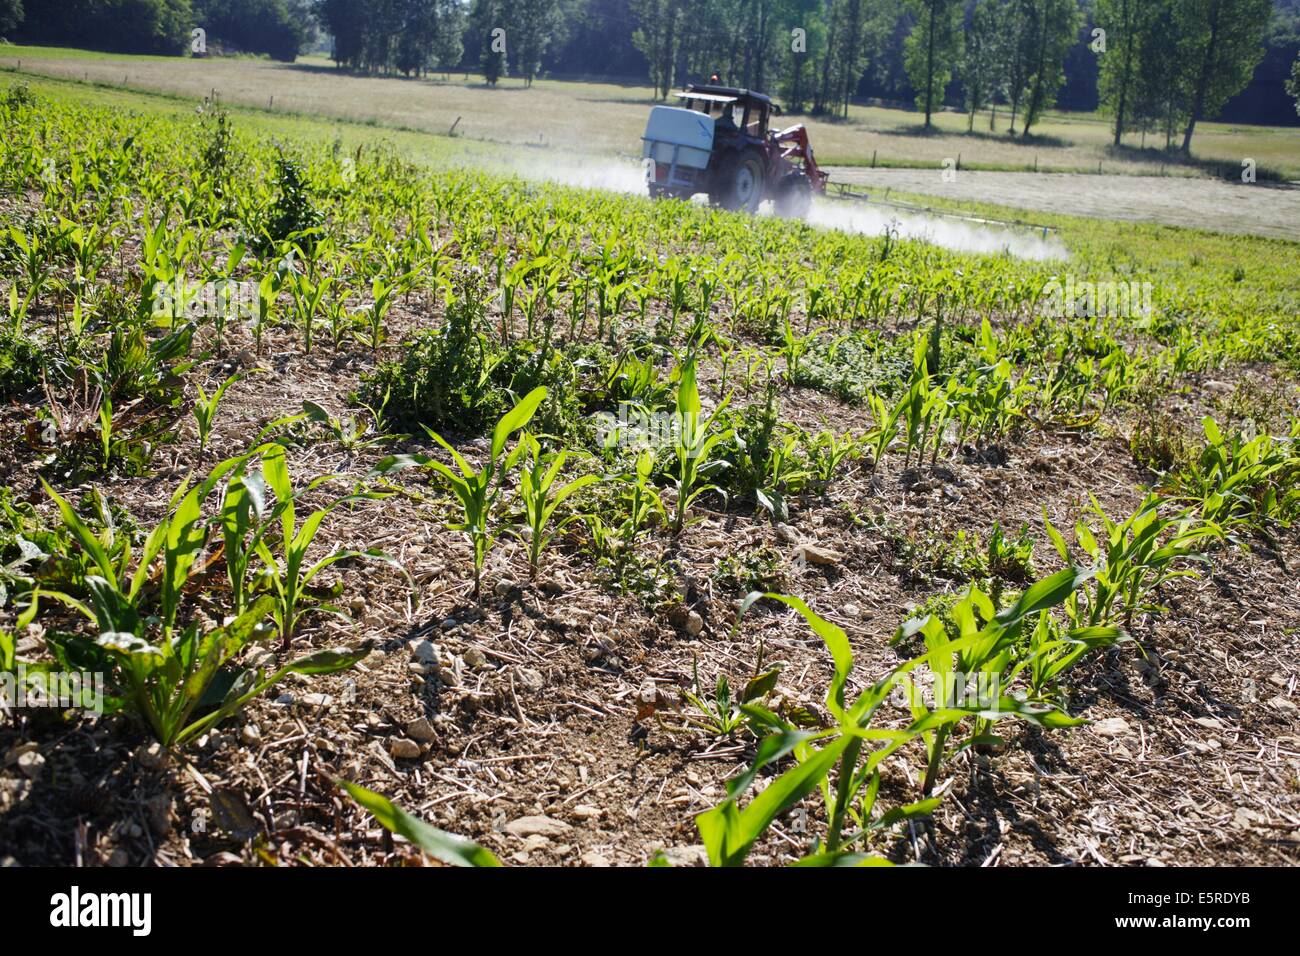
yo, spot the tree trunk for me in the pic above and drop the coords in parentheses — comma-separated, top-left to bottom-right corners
(1023, 4, 1049, 138)
(924, 3, 937, 128)
(1181, 2, 1223, 155)
(817, 15, 837, 113)
(1113, 0, 1133, 147)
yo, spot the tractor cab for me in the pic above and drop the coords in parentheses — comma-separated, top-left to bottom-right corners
(675, 85, 778, 146)
(642, 84, 826, 218)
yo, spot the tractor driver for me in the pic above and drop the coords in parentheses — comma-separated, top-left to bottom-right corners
(716, 104, 739, 133)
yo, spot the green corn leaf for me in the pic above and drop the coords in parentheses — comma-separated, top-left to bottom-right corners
(340, 781, 501, 867)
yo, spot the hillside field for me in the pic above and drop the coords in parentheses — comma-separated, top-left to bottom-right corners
(0, 73, 1298, 869)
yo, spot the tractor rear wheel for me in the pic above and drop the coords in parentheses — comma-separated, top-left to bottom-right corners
(713, 151, 766, 213)
(774, 172, 814, 220)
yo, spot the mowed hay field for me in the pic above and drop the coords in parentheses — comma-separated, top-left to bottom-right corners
(3, 45, 1300, 178)
(0, 73, 1298, 869)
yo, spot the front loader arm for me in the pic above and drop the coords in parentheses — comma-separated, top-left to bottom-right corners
(773, 124, 829, 193)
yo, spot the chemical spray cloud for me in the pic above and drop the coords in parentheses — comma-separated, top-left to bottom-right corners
(806, 198, 1069, 261)
(480, 153, 1067, 261)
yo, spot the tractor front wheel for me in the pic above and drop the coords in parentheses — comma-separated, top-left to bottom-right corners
(713, 151, 766, 213)
(774, 172, 814, 220)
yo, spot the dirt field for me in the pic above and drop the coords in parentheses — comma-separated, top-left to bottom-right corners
(5, 305, 1297, 868)
(2, 77, 1299, 870)
(828, 167, 1300, 242)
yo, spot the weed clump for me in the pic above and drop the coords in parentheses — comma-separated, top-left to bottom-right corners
(0, 329, 42, 399)
(259, 151, 324, 253)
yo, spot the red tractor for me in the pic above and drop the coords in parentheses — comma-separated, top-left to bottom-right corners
(642, 84, 828, 218)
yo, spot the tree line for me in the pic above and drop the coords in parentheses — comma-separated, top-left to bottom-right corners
(4, 0, 1299, 144)
(4, 1, 313, 59)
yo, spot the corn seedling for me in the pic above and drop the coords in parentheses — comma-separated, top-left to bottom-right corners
(1169, 417, 1300, 538)
(252, 445, 397, 648)
(515, 433, 598, 579)
(1044, 495, 1220, 628)
(699, 569, 1098, 865)
(192, 370, 244, 461)
(374, 387, 546, 597)
(670, 359, 732, 533)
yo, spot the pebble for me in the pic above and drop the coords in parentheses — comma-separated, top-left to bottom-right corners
(3, 742, 38, 765)
(794, 544, 842, 567)
(145, 794, 172, 838)
(410, 639, 439, 665)
(297, 693, 333, 710)
(1091, 717, 1131, 738)
(685, 611, 704, 636)
(1232, 807, 1261, 830)
(388, 738, 421, 760)
(135, 742, 169, 771)
(494, 579, 516, 597)
(515, 667, 545, 693)
(656, 844, 709, 867)
(462, 647, 488, 670)
(405, 717, 437, 743)
(571, 804, 603, 821)
(16, 751, 44, 781)
(505, 815, 572, 839)
(581, 851, 612, 867)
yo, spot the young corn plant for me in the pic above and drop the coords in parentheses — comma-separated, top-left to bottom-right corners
(253, 272, 280, 356)
(865, 392, 902, 472)
(515, 433, 598, 580)
(251, 445, 397, 648)
(89, 588, 365, 748)
(40, 463, 368, 747)
(192, 370, 244, 461)
(669, 654, 782, 738)
(1044, 495, 1220, 628)
(670, 359, 731, 534)
(374, 387, 546, 597)
(586, 449, 666, 562)
(805, 428, 863, 492)
(302, 401, 396, 453)
(288, 270, 333, 354)
(778, 317, 826, 387)
(1012, 611, 1130, 704)
(1169, 417, 1300, 538)
(699, 569, 1100, 866)
(357, 276, 400, 355)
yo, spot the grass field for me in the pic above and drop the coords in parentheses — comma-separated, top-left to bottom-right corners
(3, 44, 1299, 178)
(0, 73, 1297, 870)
